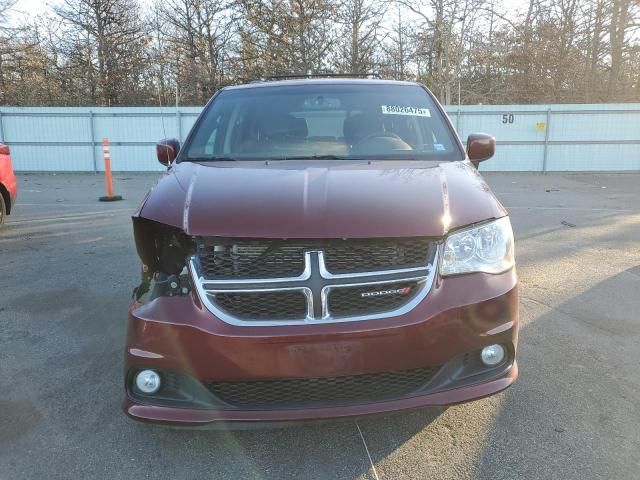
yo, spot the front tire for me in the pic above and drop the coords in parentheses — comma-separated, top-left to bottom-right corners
(0, 193, 6, 228)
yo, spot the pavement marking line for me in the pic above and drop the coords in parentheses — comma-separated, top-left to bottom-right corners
(355, 421, 380, 480)
(18, 203, 130, 208)
(76, 237, 104, 244)
(9, 210, 131, 225)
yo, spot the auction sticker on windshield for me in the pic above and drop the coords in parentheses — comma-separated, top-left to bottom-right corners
(381, 105, 431, 117)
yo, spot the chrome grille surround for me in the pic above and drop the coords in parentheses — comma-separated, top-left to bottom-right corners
(189, 243, 439, 326)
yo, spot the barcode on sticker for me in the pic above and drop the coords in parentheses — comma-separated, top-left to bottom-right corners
(381, 105, 431, 117)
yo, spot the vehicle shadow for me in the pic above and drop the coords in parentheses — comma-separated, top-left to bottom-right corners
(472, 267, 640, 479)
(136, 407, 444, 479)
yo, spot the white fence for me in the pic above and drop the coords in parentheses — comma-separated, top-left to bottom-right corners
(1, 103, 639, 172)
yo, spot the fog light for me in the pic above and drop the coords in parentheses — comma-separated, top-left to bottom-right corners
(480, 344, 505, 366)
(135, 369, 161, 394)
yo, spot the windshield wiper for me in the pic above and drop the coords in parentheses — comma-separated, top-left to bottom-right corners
(189, 154, 368, 162)
(187, 156, 238, 162)
(275, 154, 355, 160)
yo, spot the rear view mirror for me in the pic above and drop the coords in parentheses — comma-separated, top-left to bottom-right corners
(466, 133, 495, 167)
(156, 138, 180, 166)
(0, 144, 9, 155)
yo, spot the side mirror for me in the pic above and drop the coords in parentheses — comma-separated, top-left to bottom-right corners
(0, 144, 9, 155)
(466, 133, 495, 167)
(156, 138, 180, 166)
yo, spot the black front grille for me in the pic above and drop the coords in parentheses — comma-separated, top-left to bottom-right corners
(328, 281, 421, 317)
(211, 291, 307, 320)
(323, 238, 435, 274)
(197, 238, 435, 279)
(199, 241, 306, 279)
(205, 366, 439, 408)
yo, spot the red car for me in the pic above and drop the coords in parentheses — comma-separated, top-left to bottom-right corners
(0, 143, 17, 228)
(124, 79, 518, 427)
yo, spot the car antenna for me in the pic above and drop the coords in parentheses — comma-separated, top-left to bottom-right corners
(157, 85, 168, 142)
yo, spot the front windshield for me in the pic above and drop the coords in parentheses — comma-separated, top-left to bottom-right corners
(182, 83, 462, 162)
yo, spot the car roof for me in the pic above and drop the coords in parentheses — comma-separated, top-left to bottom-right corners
(223, 78, 422, 91)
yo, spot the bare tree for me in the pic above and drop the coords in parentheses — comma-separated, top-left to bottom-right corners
(238, 0, 338, 77)
(3, 0, 640, 105)
(379, 8, 411, 80)
(155, 0, 236, 104)
(608, 0, 639, 99)
(0, 0, 21, 101)
(54, 0, 149, 105)
(394, 0, 492, 103)
(335, 0, 386, 73)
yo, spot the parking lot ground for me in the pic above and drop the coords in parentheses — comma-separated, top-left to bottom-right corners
(1, 171, 639, 479)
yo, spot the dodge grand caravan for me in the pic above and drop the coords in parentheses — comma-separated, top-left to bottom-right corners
(124, 78, 518, 426)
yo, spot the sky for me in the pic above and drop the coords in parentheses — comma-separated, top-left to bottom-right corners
(14, 0, 48, 14)
(10, 0, 53, 19)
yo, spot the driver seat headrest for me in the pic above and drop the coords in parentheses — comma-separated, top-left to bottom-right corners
(343, 112, 385, 145)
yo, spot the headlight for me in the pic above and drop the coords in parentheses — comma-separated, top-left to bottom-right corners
(441, 217, 514, 276)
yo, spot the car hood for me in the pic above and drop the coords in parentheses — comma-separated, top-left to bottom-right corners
(137, 160, 506, 238)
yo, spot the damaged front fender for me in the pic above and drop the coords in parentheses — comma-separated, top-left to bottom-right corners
(132, 216, 194, 302)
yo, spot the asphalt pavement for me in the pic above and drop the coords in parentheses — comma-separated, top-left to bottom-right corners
(1, 171, 639, 479)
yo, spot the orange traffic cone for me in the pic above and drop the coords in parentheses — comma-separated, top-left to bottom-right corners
(99, 138, 123, 202)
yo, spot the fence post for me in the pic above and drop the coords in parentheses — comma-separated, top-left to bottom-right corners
(542, 108, 551, 173)
(0, 110, 4, 143)
(89, 110, 97, 173)
(456, 109, 461, 135)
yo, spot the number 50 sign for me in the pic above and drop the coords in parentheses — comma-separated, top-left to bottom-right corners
(501, 114, 514, 124)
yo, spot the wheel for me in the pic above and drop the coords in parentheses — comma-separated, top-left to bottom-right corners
(0, 193, 6, 228)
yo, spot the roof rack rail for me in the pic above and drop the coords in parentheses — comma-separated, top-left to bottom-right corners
(260, 73, 381, 81)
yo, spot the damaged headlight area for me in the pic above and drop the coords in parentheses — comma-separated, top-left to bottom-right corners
(132, 217, 195, 302)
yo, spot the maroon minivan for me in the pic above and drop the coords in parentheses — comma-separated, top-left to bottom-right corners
(124, 79, 518, 426)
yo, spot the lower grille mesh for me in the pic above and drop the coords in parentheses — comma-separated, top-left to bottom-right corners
(205, 366, 439, 408)
(211, 291, 307, 321)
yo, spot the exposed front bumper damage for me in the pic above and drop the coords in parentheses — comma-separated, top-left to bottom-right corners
(123, 269, 519, 426)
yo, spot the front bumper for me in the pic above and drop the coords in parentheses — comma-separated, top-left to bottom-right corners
(123, 269, 519, 426)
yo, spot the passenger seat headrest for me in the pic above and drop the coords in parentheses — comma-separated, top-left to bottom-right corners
(257, 113, 307, 140)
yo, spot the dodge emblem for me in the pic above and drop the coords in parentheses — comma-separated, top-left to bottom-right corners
(360, 287, 412, 298)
